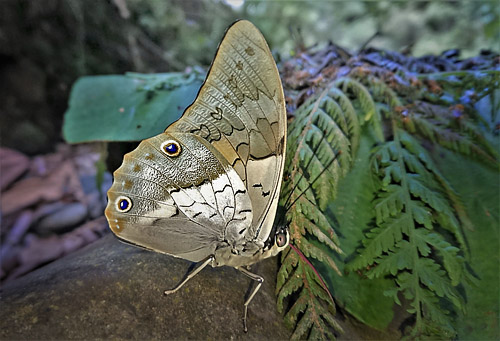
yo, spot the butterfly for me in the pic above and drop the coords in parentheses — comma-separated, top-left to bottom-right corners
(105, 20, 288, 331)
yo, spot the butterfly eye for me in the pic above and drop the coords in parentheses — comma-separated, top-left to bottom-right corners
(275, 230, 288, 248)
(161, 140, 181, 157)
(116, 196, 132, 213)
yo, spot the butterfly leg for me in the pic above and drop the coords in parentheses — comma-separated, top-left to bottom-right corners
(238, 267, 264, 333)
(164, 255, 214, 295)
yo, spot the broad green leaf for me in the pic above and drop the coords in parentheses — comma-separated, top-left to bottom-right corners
(63, 72, 203, 143)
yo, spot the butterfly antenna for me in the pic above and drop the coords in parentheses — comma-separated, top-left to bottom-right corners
(289, 243, 335, 306)
(284, 149, 341, 214)
(275, 132, 327, 228)
(276, 133, 341, 313)
(282, 132, 327, 210)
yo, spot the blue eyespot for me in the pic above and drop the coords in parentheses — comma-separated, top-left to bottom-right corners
(116, 196, 132, 212)
(161, 140, 181, 157)
(119, 199, 129, 210)
(165, 143, 177, 154)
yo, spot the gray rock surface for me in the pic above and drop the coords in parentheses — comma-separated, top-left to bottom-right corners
(0, 234, 291, 340)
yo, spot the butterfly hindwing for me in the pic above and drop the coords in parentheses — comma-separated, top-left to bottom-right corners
(105, 132, 252, 262)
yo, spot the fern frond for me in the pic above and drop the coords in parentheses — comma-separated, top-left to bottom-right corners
(349, 214, 411, 271)
(455, 117, 500, 160)
(280, 42, 500, 337)
(415, 229, 464, 287)
(278, 249, 341, 340)
(279, 43, 496, 338)
(327, 87, 361, 152)
(398, 129, 475, 234)
(333, 78, 376, 121)
(406, 113, 498, 167)
(399, 131, 470, 254)
(349, 127, 469, 337)
(333, 77, 383, 141)
(359, 75, 404, 110)
(277, 80, 369, 338)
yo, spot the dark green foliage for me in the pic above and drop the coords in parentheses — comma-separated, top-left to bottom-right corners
(328, 133, 396, 331)
(348, 129, 467, 337)
(434, 149, 499, 340)
(276, 83, 364, 339)
(279, 44, 498, 338)
(61, 31, 498, 337)
(277, 247, 342, 340)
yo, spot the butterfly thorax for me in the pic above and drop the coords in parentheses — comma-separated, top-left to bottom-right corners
(212, 225, 289, 268)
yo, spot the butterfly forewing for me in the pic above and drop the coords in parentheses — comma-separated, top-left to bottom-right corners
(167, 20, 287, 246)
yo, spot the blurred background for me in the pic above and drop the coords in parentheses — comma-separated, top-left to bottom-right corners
(1, 0, 498, 155)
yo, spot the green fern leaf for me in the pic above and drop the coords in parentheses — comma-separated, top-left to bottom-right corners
(278, 250, 340, 340)
(277, 79, 372, 338)
(367, 240, 413, 277)
(349, 126, 469, 337)
(278, 44, 498, 339)
(350, 214, 411, 270)
(405, 107, 499, 168)
(328, 133, 396, 330)
(373, 184, 405, 224)
(399, 131, 470, 253)
(333, 78, 382, 141)
(278, 49, 496, 339)
(414, 229, 464, 287)
(399, 129, 475, 235)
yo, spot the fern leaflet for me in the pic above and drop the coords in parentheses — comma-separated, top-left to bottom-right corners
(277, 82, 364, 339)
(349, 127, 468, 338)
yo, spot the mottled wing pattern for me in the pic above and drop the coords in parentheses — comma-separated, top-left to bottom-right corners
(167, 20, 287, 245)
(105, 132, 253, 262)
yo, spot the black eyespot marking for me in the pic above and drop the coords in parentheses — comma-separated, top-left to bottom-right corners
(116, 196, 132, 213)
(161, 140, 181, 157)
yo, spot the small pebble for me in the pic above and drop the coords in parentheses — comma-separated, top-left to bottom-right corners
(35, 203, 88, 235)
